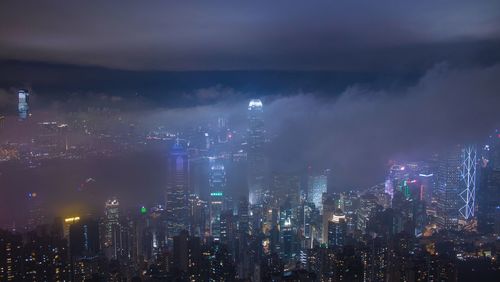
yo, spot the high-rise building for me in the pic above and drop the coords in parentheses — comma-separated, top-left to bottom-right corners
(220, 210, 236, 251)
(68, 218, 100, 281)
(341, 191, 360, 234)
(188, 194, 207, 237)
(385, 162, 430, 202)
(63, 216, 81, 239)
(18, 89, 29, 120)
(0, 230, 23, 281)
(26, 192, 46, 231)
(327, 210, 347, 248)
(478, 131, 500, 234)
(165, 139, 190, 243)
(69, 218, 100, 258)
(217, 116, 230, 143)
(357, 194, 379, 233)
(436, 145, 477, 231)
(322, 193, 340, 243)
(307, 174, 328, 214)
(272, 174, 301, 208)
(279, 203, 296, 261)
(436, 146, 462, 231)
(247, 99, 266, 205)
(209, 158, 227, 241)
(172, 230, 201, 277)
(458, 145, 477, 222)
(104, 198, 120, 247)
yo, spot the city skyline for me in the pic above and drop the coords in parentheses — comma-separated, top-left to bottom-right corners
(1, 1, 500, 281)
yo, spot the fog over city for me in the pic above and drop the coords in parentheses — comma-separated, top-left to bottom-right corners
(1, 1, 500, 281)
(1, 63, 499, 224)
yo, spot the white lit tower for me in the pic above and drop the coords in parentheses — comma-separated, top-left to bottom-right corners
(165, 139, 190, 244)
(307, 174, 328, 214)
(247, 99, 266, 205)
(18, 89, 29, 120)
(459, 145, 477, 223)
(436, 145, 478, 231)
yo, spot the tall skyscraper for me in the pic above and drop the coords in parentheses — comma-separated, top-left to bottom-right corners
(209, 158, 227, 241)
(104, 198, 120, 247)
(327, 210, 346, 248)
(357, 194, 378, 233)
(18, 89, 29, 120)
(69, 218, 100, 258)
(165, 139, 190, 243)
(436, 147, 462, 231)
(247, 99, 266, 205)
(478, 131, 500, 234)
(68, 218, 100, 281)
(172, 230, 201, 274)
(280, 202, 296, 260)
(307, 174, 328, 214)
(458, 145, 477, 221)
(436, 145, 477, 231)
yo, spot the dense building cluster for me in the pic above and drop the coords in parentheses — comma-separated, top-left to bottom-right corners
(1, 99, 500, 281)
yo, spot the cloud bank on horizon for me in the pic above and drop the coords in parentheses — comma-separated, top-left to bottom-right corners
(4, 63, 498, 188)
(1, 1, 499, 71)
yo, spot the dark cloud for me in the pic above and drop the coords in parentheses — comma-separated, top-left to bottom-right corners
(1, 1, 499, 71)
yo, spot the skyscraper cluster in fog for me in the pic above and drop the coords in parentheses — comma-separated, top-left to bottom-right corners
(1, 98, 500, 281)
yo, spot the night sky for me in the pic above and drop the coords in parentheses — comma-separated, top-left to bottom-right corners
(1, 1, 500, 225)
(1, 1, 500, 71)
(1, 1, 500, 101)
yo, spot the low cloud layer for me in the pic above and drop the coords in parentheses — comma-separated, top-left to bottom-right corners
(260, 64, 500, 187)
(1, 64, 499, 189)
(120, 63, 500, 188)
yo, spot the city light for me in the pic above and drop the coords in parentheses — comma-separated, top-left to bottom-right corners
(64, 217, 80, 223)
(0, 3, 498, 280)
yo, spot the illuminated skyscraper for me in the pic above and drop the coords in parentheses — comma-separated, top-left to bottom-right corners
(165, 139, 190, 243)
(385, 164, 407, 200)
(307, 174, 328, 214)
(327, 210, 346, 248)
(436, 145, 477, 230)
(247, 99, 266, 205)
(18, 89, 29, 120)
(209, 158, 226, 241)
(357, 194, 378, 233)
(104, 198, 120, 247)
(459, 145, 477, 221)
(279, 203, 296, 260)
(63, 216, 80, 239)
